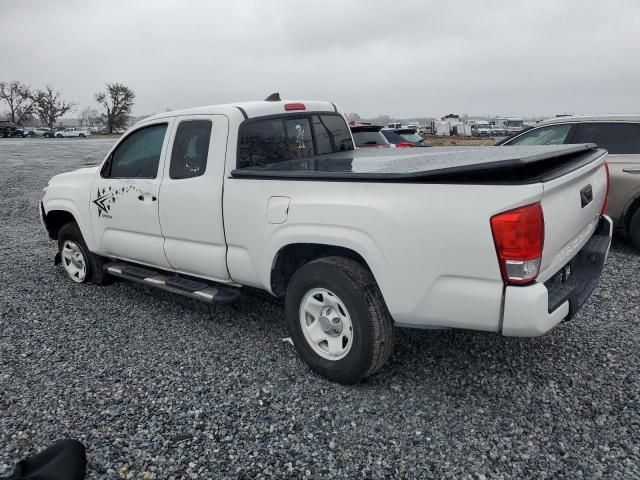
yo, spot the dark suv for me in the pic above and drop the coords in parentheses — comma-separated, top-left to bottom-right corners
(0, 122, 26, 138)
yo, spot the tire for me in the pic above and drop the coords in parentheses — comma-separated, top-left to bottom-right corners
(56, 134, 62, 138)
(57, 222, 111, 285)
(629, 208, 640, 251)
(79, 133, 85, 138)
(285, 256, 394, 384)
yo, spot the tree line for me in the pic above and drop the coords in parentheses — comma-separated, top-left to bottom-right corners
(0, 81, 136, 134)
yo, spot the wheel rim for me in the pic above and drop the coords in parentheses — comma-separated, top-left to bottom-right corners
(299, 288, 353, 361)
(61, 241, 87, 282)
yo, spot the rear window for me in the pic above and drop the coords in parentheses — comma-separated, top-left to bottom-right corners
(381, 131, 405, 144)
(399, 132, 423, 143)
(352, 131, 388, 146)
(313, 115, 354, 155)
(237, 113, 354, 168)
(570, 122, 640, 154)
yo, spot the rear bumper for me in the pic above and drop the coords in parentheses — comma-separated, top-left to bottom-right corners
(501, 215, 612, 337)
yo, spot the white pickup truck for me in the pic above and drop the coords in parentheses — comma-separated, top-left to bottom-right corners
(55, 127, 91, 138)
(41, 96, 612, 383)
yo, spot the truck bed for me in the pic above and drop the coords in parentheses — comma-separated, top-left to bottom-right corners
(231, 144, 604, 184)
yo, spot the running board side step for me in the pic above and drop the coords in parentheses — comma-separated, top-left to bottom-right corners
(104, 262, 241, 304)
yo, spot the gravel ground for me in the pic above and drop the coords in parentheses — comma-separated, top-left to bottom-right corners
(1, 138, 639, 479)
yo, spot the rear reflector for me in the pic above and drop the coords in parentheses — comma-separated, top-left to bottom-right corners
(490, 202, 544, 285)
(601, 162, 610, 215)
(285, 103, 305, 111)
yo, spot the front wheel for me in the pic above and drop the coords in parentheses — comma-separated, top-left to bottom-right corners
(79, 133, 85, 138)
(58, 222, 111, 285)
(285, 256, 394, 384)
(56, 134, 62, 138)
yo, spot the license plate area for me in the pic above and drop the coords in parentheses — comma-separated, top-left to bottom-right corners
(544, 217, 610, 319)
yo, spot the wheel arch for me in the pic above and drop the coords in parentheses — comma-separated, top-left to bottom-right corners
(622, 194, 640, 236)
(42, 199, 97, 251)
(270, 243, 373, 297)
(43, 209, 78, 240)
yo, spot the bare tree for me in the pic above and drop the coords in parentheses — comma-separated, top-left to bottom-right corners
(95, 83, 135, 134)
(0, 81, 38, 124)
(35, 85, 76, 129)
(79, 106, 100, 127)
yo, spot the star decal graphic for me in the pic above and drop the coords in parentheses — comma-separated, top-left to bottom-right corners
(92, 184, 144, 217)
(93, 190, 113, 217)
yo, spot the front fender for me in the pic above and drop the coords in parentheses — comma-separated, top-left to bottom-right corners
(43, 197, 96, 251)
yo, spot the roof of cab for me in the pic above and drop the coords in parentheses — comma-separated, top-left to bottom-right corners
(540, 114, 640, 125)
(141, 99, 339, 123)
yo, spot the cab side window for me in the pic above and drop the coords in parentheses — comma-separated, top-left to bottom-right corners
(507, 124, 572, 146)
(169, 120, 212, 179)
(103, 124, 167, 178)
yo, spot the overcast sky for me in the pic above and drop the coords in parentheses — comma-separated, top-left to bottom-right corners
(2, 0, 639, 119)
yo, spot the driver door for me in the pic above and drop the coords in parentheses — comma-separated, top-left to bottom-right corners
(90, 120, 174, 269)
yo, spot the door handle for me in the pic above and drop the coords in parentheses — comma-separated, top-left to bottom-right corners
(138, 194, 157, 202)
(622, 168, 640, 174)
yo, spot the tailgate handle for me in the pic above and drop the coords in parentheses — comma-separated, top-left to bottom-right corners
(580, 184, 593, 208)
(622, 168, 640, 174)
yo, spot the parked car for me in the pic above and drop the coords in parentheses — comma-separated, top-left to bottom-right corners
(382, 128, 429, 147)
(472, 122, 493, 137)
(41, 97, 611, 384)
(55, 127, 91, 138)
(490, 124, 507, 136)
(500, 115, 640, 248)
(23, 127, 51, 137)
(43, 128, 64, 138)
(35, 127, 52, 137)
(349, 124, 390, 148)
(0, 122, 26, 138)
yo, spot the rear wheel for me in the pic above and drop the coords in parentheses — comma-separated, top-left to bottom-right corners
(56, 134, 62, 138)
(285, 256, 394, 384)
(58, 222, 111, 285)
(79, 133, 85, 138)
(629, 208, 640, 250)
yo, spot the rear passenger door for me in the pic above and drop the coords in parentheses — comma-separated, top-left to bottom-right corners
(568, 122, 640, 224)
(159, 115, 231, 282)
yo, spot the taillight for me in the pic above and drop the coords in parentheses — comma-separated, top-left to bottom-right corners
(490, 202, 545, 285)
(600, 162, 610, 215)
(396, 141, 414, 148)
(285, 103, 305, 111)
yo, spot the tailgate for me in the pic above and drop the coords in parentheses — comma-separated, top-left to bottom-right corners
(538, 150, 608, 282)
